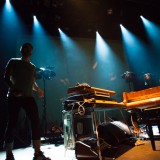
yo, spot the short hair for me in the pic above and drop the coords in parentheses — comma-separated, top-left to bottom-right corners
(20, 43, 33, 57)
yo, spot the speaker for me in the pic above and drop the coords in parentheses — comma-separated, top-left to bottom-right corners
(75, 137, 99, 160)
(98, 121, 132, 146)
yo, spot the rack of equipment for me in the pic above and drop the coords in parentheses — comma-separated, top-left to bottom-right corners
(63, 84, 126, 160)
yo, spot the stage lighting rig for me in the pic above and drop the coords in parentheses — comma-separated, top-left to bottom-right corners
(36, 67, 56, 80)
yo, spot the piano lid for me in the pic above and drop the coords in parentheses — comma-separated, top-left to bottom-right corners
(67, 86, 116, 96)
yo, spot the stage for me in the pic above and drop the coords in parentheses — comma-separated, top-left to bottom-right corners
(0, 140, 159, 160)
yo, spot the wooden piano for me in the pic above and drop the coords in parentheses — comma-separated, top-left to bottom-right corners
(122, 86, 160, 150)
(123, 86, 160, 110)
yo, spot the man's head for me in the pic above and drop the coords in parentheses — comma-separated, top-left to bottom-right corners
(20, 43, 33, 58)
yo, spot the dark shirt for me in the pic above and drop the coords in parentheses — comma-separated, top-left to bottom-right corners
(6, 58, 36, 97)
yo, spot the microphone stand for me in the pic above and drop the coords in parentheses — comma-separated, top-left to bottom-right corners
(36, 67, 55, 142)
(42, 76, 48, 141)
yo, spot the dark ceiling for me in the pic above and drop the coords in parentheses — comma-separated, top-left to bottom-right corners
(2, 0, 160, 40)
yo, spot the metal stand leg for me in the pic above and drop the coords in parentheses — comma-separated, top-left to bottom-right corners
(92, 109, 103, 160)
(119, 109, 133, 134)
(92, 108, 117, 160)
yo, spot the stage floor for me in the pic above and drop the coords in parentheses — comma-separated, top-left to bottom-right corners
(0, 140, 160, 160)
